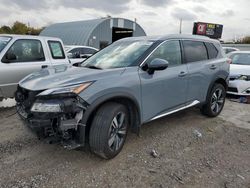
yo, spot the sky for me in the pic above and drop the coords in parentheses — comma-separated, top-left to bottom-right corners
(0, 0, 249, 40)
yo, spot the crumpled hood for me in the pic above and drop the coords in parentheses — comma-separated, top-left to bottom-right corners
(19, 64, 125, 91)
(230, 64, 250, 76)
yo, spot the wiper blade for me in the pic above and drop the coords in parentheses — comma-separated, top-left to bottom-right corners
(85, 65, 102, 70)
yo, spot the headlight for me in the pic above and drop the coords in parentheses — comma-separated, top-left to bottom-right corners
(243, 88, 250, 94)
(31, 102, 62, 113)
(38, 82, 93, 96)
(235, 75, 250, 81)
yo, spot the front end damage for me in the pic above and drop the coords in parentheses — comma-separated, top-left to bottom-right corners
(15, 86, 88, 149)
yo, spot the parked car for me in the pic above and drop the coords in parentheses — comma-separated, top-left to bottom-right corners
(15, 34, 229, 159)
(65, 45, 98, 64)
(227, 51, 250, 95)
(0, 34, 69, 101)
(223, 47, 239, 54)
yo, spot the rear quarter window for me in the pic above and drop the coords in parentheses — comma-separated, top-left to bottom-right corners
(205, 42, 218, 59)
(48, 41, 65, 59)
(183, 40, 208, 63)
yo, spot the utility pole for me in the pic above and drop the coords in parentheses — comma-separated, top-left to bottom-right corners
(179, 18, 182, 34)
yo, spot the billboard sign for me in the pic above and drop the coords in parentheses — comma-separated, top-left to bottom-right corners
(193, 22, 223, 39)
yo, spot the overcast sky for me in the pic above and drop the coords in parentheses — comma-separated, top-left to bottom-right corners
(0, 0, 249, 40)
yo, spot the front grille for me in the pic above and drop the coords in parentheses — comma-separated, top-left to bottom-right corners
(228, 87, 238, 93)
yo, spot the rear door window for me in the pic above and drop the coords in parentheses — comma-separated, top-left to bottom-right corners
(205, 42, 218, 59)
(48, 41, 65, 59)
(183, 40, 208, 63)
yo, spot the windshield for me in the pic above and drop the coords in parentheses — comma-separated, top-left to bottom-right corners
(230, 53, 250, 65)
(81, 40, 153, 69)
(0, 36, 11, 53)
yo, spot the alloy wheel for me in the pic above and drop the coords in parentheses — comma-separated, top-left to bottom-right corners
(108, 112, 127, 151)
(211, 88, 225, 114)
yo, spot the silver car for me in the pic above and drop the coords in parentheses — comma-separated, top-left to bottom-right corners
(16, 34, 229, 159)
(0, 34, 69, 101)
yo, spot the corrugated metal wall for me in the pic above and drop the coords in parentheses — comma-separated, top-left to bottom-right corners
(40, 18, 146, 49)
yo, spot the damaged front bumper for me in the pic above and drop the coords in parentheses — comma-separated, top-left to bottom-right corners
(16, 88, 89, 149)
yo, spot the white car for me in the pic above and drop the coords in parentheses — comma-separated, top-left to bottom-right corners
(65, 45, 98, 64)
(223, 47, 239, 54)
(227, 51, 250, 95)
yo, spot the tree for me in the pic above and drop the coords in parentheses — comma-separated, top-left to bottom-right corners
(0, 21, 44, 35)
(242, 36, 250, 44)
(0, 25, 12, 34)
(11, 21, 29, 34)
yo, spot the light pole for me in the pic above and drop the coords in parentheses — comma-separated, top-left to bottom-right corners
(179, 18, 182, 34)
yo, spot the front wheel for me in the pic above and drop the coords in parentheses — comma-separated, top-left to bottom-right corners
(89, 102, 129, 159)
(201, 83, 226, 117)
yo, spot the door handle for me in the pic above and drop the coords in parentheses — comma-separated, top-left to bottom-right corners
(41, 65, 48, 69)
(178, 71, 187, 77)
(210, 64, 217, 70)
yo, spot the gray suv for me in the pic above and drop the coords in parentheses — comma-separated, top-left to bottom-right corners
(15, 34, 229, 159)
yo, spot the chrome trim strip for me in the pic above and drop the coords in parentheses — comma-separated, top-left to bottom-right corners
(150, 100, 200, 121)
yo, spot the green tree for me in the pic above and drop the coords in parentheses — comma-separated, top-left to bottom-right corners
(242, 36, 250, 44)
(0, 25, 12, 34)
(0, 21, 44, 35)
(11, 21, 29, 34)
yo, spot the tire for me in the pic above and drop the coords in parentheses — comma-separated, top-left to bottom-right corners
(89, 102, 129, 159)
(201, 83, 226, 117)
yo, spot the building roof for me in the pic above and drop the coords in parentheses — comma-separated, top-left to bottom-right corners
(40, 18, 106, 45)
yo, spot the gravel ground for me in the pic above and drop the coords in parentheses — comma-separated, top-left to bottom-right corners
(0, 99, 249, 188)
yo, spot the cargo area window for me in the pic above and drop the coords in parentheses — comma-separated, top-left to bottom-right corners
(48, 41, 65, 59)
(2, 39, 45, 63)
(205, 42, 218, 59)
(183, 40, 208, 63)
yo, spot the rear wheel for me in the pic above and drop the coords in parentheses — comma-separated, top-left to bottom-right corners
(201, 83, 226, 117)
(89, 102, 129, 159)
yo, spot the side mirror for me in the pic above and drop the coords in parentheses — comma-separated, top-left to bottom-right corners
(144, 58, 169, 75)
(2, 53, 17, 63)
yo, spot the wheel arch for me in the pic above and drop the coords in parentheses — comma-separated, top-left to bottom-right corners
(82, 93, 141, 142)
(205, 76, 228, 103)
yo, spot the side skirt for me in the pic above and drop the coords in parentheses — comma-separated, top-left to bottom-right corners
(150, 100, 200, 121)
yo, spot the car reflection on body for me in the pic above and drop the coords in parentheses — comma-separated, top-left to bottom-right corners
(227, 51, 250, 96)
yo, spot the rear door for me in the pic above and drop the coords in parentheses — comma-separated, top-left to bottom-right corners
(0, 38, 52, 97)
(182, 40, 220, 103)
(139, 40, 188, 122)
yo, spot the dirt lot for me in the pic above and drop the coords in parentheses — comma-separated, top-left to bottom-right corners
(0, 99, 249, 188)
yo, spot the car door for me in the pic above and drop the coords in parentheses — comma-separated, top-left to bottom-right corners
(182, 40, 221, 103)
(139, 40, 188, 122)
(0, 39, 52, 98)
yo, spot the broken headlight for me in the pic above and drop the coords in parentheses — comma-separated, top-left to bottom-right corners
(38, 82, 93, 96)
(31, 102, 62, 113)
(237, 75, 250, 81)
